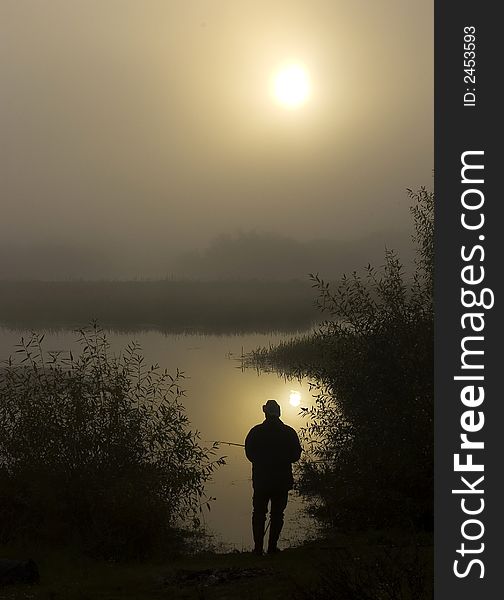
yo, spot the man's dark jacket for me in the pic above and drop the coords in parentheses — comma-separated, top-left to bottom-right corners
(245, 417, 302, 491)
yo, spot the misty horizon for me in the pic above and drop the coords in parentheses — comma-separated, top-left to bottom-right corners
(1, 0, 432, 282)
(0, 227, 415, 281)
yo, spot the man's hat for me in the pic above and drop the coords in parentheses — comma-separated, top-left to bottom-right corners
(263, 399, 281, 417)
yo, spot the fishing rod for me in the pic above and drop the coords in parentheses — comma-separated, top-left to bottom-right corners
(204, 440, 245, 448)
(204, 440, 271, 538)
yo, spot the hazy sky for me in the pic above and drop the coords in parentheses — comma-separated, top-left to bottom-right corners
(1, 0, 432, 279)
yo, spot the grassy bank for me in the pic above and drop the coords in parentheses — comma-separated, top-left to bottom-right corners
(0, 280, 319, 334)
(0, 533, 433, 600)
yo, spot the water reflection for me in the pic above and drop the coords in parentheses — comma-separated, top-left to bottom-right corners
(0, 328, 315, 550)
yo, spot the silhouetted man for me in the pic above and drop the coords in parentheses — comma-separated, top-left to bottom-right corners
(245, 399, 302, 555)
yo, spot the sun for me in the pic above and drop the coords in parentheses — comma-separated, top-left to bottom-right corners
(289, 390, 302, 407)
(273, 65, 310, 109)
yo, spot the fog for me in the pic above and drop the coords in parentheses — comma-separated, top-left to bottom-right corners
(1, 0, 432, 280)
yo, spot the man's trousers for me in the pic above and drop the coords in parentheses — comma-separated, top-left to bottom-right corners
(252, 487, 289, 553)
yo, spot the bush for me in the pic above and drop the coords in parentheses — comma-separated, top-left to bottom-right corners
(0, 323, 224, 558)
(297, 187, 433, 530)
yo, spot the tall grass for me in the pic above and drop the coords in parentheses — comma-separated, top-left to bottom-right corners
(242, 334, 326, 378)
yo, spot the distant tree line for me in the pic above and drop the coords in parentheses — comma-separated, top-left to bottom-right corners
(174, 230, 413, 280)
(0, 230, 413, 281)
